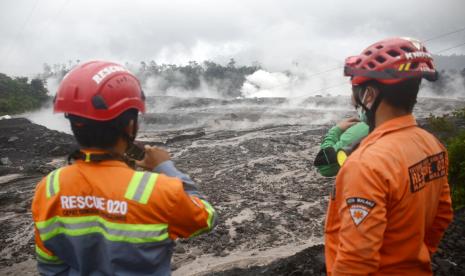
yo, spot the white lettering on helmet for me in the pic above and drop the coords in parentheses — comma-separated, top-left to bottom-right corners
(401, 37, 423, 50)
(405, 52, 432, 60)
(92, 66, 130, 84)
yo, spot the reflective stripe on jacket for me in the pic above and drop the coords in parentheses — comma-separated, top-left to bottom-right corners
(325, 115, 453, 275)
(32, 157, 216, 276)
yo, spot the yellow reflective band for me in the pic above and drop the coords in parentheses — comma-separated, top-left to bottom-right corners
(35, 245, 62, 264)
(125, 172, 144, 200)
(337, 150, 348, 166)
(36, 215, 169, 244)
(125, 172, 158, 204)
(85, 153, 91, 162)
(398, 64, 405, 71)
(46, 168, 62, 198)
(201, 199, 215, 229)
(189, 199, 216, 238)
(139, 173, 158, 204)
(404, 63, 411, 71)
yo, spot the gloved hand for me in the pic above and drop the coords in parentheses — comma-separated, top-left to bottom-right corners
(135, 145, 171, 171)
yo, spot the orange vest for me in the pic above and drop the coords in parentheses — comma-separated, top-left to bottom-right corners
(325, 115, 453, 275)
(32, 156, 215, 275)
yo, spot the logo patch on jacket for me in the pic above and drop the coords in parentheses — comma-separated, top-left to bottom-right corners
(408, 152, 446, 193)
(346, 197, 376, 226)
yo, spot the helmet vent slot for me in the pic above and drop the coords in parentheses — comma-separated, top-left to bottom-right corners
(410, 62, 419, 70)
(400, 46, 414, 53)
(367, 62, 376, 69)
(364, 50, 372, 56)
(375, 56, 386, 63)
(355, 58, 362, 65)
(375, 45, 383, 49)
(91, 95, 108, 110)
(387, 50, 401, 57)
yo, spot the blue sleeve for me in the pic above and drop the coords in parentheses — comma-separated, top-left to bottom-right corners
(154, 160, 203, 198)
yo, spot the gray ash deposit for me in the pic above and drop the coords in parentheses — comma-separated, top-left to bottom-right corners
(0, 96, 464, 275)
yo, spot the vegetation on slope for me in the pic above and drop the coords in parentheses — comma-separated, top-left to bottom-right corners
(0, 73, 49, 115)
(427, 107, 465, 210)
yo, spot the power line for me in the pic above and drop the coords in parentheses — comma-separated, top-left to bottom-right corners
(307, 81, 349, 95)
(304, 41, 465, 95)
(40, 0, 71, 34)
(424, 26, 465, 42)
(305, 27, 465, 81)
(434, 41, 465, 54)
(2, 0, 40, 61)
(306, 66, 343, 78)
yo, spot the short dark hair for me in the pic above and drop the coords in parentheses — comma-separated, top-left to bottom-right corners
(363, 79, 422, 113)
(68, 109, 138, 149)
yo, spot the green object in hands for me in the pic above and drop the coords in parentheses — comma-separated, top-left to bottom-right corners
(314, 122, 369, 177)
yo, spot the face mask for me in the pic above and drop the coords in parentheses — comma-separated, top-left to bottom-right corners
(357, 89, 369, 124)
(358, 108, 368, 123)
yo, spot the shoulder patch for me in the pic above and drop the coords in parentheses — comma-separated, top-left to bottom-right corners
(346, 197, 376, 226)
(408, 152, 446, 193)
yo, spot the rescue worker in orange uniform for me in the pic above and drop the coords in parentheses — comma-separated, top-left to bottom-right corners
(325, 37, 453, 275)
(31, 61, 217, 275)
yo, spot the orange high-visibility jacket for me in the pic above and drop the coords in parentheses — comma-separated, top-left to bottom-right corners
(32, 155, 216, 275)
(325, 115, 453, 276)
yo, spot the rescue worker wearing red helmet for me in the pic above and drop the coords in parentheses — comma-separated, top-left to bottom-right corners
(325, 37, 453, 275)
(31, 61, 216, 275)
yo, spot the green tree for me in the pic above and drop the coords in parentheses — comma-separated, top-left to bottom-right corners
(0, 73, 50, 115)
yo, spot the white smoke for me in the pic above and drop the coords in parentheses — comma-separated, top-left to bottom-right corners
(142, 75, 224, 99)
(241, 70, 294, 98)
(24, 77, 71, 133)
(241, 67, 350, 99)
(24, 104, 71, 134)
(421, 71, 465, 99)
(44, 76, 61, 96)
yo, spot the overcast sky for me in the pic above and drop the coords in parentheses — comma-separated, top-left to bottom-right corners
(1, 0, 464, 76)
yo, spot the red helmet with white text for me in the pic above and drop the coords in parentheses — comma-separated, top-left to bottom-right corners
(344, 37, 438, 86)
(54, 60, 145, 121)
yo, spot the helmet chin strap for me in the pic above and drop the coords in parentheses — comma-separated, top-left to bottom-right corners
(356, 87, 384, 132)
(121, 117, 139, 168)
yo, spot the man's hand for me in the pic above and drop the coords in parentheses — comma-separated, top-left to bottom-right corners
(135, 145, 171, 171)
(337, 117, 360, 132)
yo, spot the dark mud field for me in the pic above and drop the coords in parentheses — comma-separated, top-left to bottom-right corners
(0, 96, 464, 275)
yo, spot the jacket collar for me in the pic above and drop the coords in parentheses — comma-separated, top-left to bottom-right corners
(361, 114, 417, 147)
(75, 149, 130, 168)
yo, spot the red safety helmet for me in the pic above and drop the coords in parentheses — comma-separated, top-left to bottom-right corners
(54, 60, 145, 121)
(344, 37, 438, 86)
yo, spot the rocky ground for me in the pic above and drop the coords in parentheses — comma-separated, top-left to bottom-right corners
(0, 96, 464, 275)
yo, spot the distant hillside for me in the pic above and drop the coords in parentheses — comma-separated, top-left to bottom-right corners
(41, 59, 261, 98)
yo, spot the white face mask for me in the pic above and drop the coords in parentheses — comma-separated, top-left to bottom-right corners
(360, 89, 373, 108)
(357, 89, 370, 123)
(358, 108, 368, 123)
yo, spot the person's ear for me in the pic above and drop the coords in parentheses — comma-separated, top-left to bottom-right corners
(125, 120, 136, 138)
(364, 86, 380, 108)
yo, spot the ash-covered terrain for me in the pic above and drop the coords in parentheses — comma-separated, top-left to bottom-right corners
(0, 96, 464, 275)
